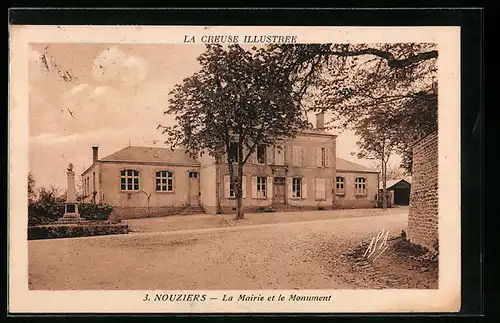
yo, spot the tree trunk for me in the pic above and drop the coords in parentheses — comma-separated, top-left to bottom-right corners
(382, 159, 387, 211)
(235, 161, 244, 219)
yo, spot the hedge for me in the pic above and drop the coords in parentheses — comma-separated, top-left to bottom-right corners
(28, 223, 129, 240)
(28, 201, 113, 225)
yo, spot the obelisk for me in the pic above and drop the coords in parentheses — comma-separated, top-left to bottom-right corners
(60, 163, 81, 221)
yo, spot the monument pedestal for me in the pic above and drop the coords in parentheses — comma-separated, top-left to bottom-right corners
(55, 164, 89, 224)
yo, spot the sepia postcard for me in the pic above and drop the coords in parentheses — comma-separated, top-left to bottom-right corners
(9, 24, 461, 313)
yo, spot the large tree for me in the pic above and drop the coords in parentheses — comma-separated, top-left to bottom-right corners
(353, 104, 399, 210)
(161, 44, 308, 219)
(272, 43, 438, 173)
(369, 161, 408, 181)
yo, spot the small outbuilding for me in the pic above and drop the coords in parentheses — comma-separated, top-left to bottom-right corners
(379, 178, 412, 206)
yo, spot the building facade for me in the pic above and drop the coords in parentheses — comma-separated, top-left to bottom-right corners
(334, 158, 379, 209)
(82, 115, 379, 219)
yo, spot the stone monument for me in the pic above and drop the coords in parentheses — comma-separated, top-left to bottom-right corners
(57, 163, 84, 223)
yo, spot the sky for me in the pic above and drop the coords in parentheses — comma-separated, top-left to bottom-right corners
(28, 43, 401, 189)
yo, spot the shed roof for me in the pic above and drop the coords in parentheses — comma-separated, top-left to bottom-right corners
(379, 178, 412, 189)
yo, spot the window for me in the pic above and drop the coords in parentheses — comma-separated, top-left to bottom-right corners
(228, 142, 241, 162)
(189, 171, 199, 178)
(355, 177, 367, 194)
(256, 145, 266, 164)
(156, 171, 173, 192)
(256, 176, 267, 198)
(92, 172, 96, 192)
(225, 175, 246, 199)
(316, 147, 329, 167)
(274, 144, 285, 165)
(121, 170, 139, 191)
(292, 178, 302, 198)
(336, 177, 345, 194)
(83, 178, 86, 196)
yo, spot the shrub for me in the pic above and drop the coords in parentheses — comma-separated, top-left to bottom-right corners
(79, 203, 113, 221)
(28, 223, 129, 240)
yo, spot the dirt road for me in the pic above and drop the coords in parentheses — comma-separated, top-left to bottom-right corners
(29, 212, 408, 290)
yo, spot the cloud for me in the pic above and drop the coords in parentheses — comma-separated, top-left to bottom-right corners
(92, 46, 149, 87)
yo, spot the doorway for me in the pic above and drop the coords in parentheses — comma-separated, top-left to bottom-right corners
(188, 171, 200, 207)
(273, 177, 285, 206)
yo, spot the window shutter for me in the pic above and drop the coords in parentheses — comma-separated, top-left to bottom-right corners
(300, 147, 305, 166)
(318, 178, 326, 199)
(252, 150, 258, 164)
(302, 178, 308, 199)
(252, 176, 258, 199)
(266, 146, 273, 165)
(291, 146, 297, 166)
(275, 145, 284, 165)
(224, 175, 230, 198)
(316, 148, 322, 167)
(313, 178, 318, 199)
(267, 177, 273, 199)
(242, 176, 247, 198)
(287, 177, 293, 199)
(325, 148, 330, 168)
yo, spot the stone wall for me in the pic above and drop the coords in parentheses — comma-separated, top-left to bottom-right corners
(408, 132, 438, 250)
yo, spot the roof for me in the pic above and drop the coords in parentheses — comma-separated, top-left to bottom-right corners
(100, 146, 200, 165)
(379, 178, 412, 189)
(336, 157, 378, 173)
(300, 129, 336, 137)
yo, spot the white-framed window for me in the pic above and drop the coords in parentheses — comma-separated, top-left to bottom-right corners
(292, 178, 302, 198)
(336, 177, 345, 194)
(256, 145, 266, 164)
(256, 176, 267, 198)
(316, 147, 330, 167)
(120, 169, 139, 191)
(224, 175, 246, 199)
(355, 177, 367, 194)
(314, 178, 326, 200)
(274, 144, 285, 165)
(156, 171, 173, 192)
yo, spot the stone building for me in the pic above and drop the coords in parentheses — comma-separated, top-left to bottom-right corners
(81, 146, 201, 219)
(81, 114, 379, 219)
(334, 158, 379, 209)
(407, 132, 438, 250)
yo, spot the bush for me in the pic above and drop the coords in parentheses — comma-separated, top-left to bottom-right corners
(28, 186, 65, 225)
(79, 203, 113, 221)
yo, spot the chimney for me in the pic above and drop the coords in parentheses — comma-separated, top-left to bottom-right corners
(92, 146, 99, 163)
(315, 112, 325, 130)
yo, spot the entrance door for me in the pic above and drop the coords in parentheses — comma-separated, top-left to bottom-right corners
(188, 171, 200, 206)
(273, 177, 285, 205)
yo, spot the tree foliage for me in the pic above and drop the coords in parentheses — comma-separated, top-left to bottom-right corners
(160, 44, 309, 219)
(272, 43, 438, 173)
(369, 161, 408, 181)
